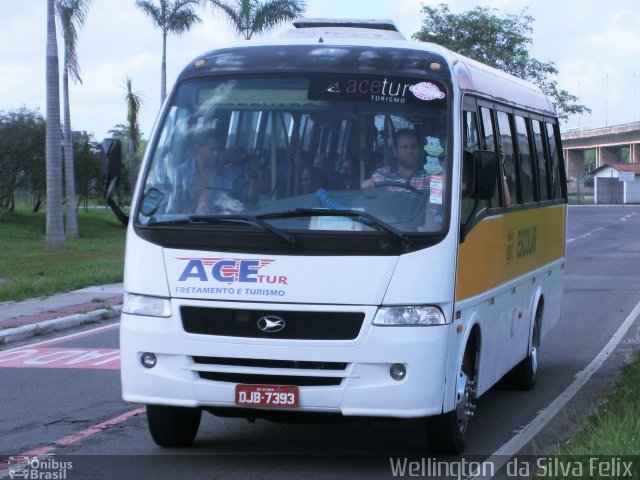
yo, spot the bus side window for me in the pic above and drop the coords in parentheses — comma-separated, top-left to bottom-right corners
(515, 115, 536, 203)
(496, 111, 519, 205)
(546, 123, 565, 200)
(461, 110, 480, 219)
(532, 120, 550, 200)
(479, 107, 501, 207)
(463, 110, 480, 151)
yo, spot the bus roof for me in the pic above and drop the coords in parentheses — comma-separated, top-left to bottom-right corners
(178, 18, 556, 116)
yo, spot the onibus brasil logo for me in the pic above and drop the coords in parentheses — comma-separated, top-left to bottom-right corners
(7, 455, 72, 479)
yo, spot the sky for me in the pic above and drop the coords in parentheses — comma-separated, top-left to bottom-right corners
(1, 0, 639, 142)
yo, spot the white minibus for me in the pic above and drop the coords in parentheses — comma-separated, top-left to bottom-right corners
(110, 18, 567, 454)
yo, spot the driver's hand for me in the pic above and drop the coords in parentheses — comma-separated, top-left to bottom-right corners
(361, 178, 374, 189)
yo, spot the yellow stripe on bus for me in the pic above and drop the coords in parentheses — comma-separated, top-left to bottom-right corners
(455, 205, 566, 301)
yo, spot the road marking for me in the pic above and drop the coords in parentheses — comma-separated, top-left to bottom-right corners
(0, 407, 147, 473)
(566, 226, 604, 244)
(566, 211, 636, 244)
(0, 347, 120, 369)
(0, 324, 121, 369)
(476, 294, 640, 479)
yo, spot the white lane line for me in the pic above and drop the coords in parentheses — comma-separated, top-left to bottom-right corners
(566, 227, 604, 244)
(475, 296, 640, 479)
(567, 211, 636, 244)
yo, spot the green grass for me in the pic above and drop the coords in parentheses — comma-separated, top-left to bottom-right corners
(0, 206, 126, 302)
(534, 350, 640, 479)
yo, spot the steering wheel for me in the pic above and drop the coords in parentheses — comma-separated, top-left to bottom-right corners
(373, 181, 425, 196)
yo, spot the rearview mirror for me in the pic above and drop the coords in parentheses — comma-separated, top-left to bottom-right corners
(101, 138, 122, 190)
(461, 150, 476, 198)
(460, 150, 499, 243)
(101, 138, 128, 226)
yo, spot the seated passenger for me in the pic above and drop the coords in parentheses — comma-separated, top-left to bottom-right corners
(339, 159, 360, 190)
(313, 153, 343, 190)
(301, 166, 327, 194)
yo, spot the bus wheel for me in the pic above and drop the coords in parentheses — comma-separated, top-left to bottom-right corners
(146, 404, 202, 447)
(425, 349, 477, 454)
(509, 316, 540, 390)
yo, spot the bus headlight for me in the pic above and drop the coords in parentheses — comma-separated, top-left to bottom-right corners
(373, 306, 446, 326)
(123, 293, 172, 318)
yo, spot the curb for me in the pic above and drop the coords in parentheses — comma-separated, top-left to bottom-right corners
(0, 305, 122, 345)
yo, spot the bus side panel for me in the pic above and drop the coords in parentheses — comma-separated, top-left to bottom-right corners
(456, 205, 566, 301)
(454, 205, 566, 395)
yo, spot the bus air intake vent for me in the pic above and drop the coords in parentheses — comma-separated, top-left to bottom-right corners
(192, 356, 348, 386)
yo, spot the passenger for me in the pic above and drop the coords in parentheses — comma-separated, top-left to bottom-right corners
(301, 166, 327, 194)
(362, 129, 430, 192)
(339, 159, 360, 190)
(499, 144, 512, 206)
(216, 145, 259, 205)
(313, 153, 343, 190)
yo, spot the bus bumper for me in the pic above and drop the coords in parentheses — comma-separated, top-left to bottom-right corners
(120, 310, 451, 419)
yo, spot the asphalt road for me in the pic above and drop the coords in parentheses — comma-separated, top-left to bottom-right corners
(2, 205, 640, 480)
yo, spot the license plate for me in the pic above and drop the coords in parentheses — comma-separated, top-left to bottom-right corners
(235, 384, 299, 408)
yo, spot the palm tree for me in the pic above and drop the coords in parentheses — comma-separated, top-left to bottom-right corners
(205, 0, 306, 40)
(123, 77, 145, 192)
(45, 0, 65, 249)
(56, 0, 91, 238)
(135, 0, 202, 104)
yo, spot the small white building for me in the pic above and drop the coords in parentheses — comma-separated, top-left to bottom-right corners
(589, 163, 640, 204)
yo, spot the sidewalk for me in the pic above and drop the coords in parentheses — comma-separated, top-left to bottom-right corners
(0, 284, 123, 345)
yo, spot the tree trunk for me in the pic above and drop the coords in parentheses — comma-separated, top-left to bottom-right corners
(62, 61, 79, 237)
(45, 0, 65, 249)
(161, 32, 167, 104)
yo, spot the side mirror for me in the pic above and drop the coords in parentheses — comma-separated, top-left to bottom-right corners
(101, 138, 122, 190)
(471, 150, 499, 200)
(461, 150, 476, 198)
(460, 149, 499, 243)
(101, 138, 129, 226)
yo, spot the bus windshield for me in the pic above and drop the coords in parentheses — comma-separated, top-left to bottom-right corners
(138, 75, 450, 234)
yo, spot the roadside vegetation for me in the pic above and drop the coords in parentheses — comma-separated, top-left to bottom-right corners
(0, 203, 125, 302)
(534, 350, 640, 479)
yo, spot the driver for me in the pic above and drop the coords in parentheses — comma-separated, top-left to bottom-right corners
(174, 129, 248, 213)
(362, 128, 431, 192)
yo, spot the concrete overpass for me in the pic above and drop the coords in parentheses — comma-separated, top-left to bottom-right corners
(562, 121, 640, 179)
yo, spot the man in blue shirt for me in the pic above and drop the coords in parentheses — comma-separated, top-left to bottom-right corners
(173, 129, 256, 213)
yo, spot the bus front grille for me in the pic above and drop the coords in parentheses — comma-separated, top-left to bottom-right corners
(192, 356, 348, 386)
(181, 306, 364, 340)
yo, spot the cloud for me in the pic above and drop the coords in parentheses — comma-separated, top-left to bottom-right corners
(585, 9, 640, 59)
(2, 0, 638, 136)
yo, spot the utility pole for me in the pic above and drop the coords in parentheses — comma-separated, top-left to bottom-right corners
(578, 80, 582, 128)
(634, 73, 637, 122)
(605, 73, 609, 127)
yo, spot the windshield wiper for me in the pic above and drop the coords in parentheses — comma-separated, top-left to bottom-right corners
(151, 214, 296, 247)
(189, 214, 296, 247)
(257, 208, 412, 250)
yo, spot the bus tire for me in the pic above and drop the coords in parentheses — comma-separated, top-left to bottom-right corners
(146, 404, 202, 447)
(425, 344, 477, 454)
(509, 314, 540, 390)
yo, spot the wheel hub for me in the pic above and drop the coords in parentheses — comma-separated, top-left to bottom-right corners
(455, 371, 477, 433)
